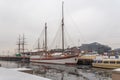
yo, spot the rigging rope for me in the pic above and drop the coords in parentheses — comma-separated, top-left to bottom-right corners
(32, 27, 45, 50)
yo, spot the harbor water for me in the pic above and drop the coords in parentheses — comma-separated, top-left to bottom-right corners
(0, 61, 112, 80)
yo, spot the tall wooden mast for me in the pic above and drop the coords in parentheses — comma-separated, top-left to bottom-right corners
(22, 34, 25, 53)
(16, 34, 26, 54)
(45, 22, 47, 51)
(17, 35, 21, 53)
(62, 1, 64, 52)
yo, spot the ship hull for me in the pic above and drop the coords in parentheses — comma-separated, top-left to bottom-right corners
(30, 55, 78, 65)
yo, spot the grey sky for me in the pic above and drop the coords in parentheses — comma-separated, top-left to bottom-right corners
(0, 0, 120, 54)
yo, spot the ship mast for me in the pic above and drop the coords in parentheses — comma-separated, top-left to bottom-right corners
(45, 22, 47, 51)
(37, 38, 40, 51)
(17, 35, 21, 53)
(62, 1, 64, 52)
(22, 34, 25, 53)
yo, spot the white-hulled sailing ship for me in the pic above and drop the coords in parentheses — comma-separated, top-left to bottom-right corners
(30, 2, 79, 65)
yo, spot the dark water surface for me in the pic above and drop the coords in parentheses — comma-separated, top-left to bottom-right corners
(0, 61, 112, 80)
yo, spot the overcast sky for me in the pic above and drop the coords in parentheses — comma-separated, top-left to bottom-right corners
(0, 0, 120, 54)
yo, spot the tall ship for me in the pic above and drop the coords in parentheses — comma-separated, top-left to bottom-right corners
(30, 2, 79, 65)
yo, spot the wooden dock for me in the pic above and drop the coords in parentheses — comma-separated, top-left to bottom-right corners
(77, 55, 96, 65)
(77, 58, 93, 65)
(112, 68, 120, 80)
(0, 56, 30, 62)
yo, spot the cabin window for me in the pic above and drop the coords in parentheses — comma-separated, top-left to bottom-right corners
(117, 61, 120, 64)
(98, 60, 102, 63)
(110, 61, 115, 64)
(103, 61, 109, 63)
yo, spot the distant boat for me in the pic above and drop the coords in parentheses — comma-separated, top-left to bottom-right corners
(92, 56, 120, 69)
(30, 1, 79, 65)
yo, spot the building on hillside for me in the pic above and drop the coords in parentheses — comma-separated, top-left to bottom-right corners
(79, 42, 111, 54)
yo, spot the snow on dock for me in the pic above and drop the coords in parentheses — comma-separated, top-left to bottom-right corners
(11, 68, 33, 74)
(11, 67, 32, 71)
(0, 67, 51, 80)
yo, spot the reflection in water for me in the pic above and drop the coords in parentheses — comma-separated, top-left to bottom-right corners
(31, 64, 80, 80)
(0, 61, 112, 80)
(30, 63, 112, 80)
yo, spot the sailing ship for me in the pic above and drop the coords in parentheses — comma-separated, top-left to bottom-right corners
(30, 2, 79, 65)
